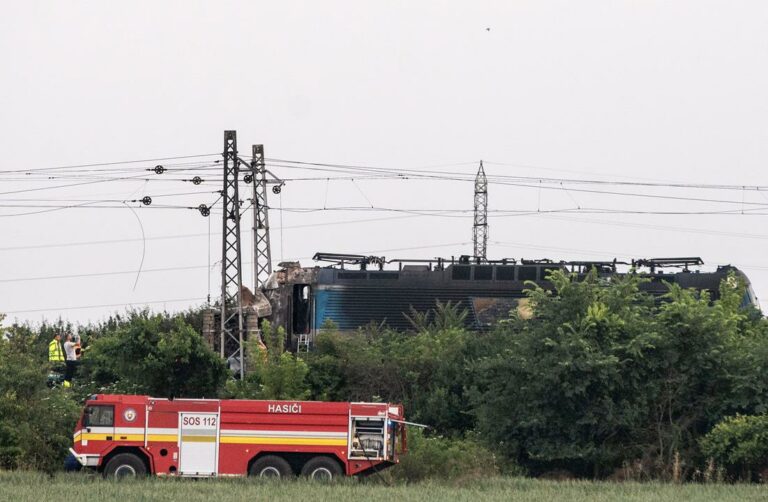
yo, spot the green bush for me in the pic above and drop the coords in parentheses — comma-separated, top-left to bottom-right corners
(469, 270, 768, 478)
(82, 311, 227, 398)
(700, 414, 768, 480)
(0, 315, 80, 472)
(390, 428, 505, 482)
(306, 308, 477, 436)
(224, 320, 311, 400)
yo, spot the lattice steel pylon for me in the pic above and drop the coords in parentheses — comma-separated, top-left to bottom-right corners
(250, 145, 272, 289)
(220, 130, 246, 379)
(473, 160, 488, 261)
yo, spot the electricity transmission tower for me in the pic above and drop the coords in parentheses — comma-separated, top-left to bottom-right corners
(473, 160, 488, 261)
(220, 130, 246, 378)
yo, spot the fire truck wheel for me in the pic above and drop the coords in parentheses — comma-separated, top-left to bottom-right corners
(300, 456, 343, 481)
(104, 453, 147, 479)
(249, 455, 293, 479)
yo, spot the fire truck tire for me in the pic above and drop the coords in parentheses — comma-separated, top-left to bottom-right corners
(249, 455, 294, 478)
(104, 453, 147, 479)
(300, 456, 343, 481)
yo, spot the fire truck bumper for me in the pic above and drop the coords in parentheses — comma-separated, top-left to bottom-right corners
(69, 448, 100, 467)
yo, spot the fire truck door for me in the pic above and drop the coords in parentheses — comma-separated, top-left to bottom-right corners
(178, 413, 219, 476)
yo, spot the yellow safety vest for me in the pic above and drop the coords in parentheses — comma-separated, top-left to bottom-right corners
(48, 339, 64, 362)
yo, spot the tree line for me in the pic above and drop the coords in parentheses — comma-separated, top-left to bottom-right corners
(2, 270, 768, 480)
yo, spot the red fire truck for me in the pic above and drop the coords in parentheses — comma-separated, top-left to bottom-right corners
(69, 394, 407, 480)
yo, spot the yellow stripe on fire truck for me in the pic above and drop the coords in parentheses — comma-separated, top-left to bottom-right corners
(74, 427, 348, 446)
(220, 429, 347, 446)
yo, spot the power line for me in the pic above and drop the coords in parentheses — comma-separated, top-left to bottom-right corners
(0, 214, 428, 252)
(5, 154, 768, 212)
(263, 158, 768, 210)
(0, 241, 471, 285)
(485, 180, 768, 207)
(271, 205, 768, 217)
(0, 264, 209, 284)
(0, 172, 154, 196)
(4, 203, 767, 255)
(267, 157, 768, 191)
(3, 297, 209, 315)
(0, 163, 221, 182)
(4, 153, 767, 194)
(0, 190, 219, 203)
(0, 153, 219, 174)
(3, 198, 768, 222)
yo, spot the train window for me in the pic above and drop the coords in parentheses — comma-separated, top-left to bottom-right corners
(495, 267, 515, 281)
(292, 285, 311, 335)
(474, 266, 493, 280)
(518, 266, 538, 281)
(452, 266, 471, 280)
(372, 272, 399, 280)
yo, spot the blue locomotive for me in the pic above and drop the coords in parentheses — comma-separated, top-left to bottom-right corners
(261, 253, 757, 349)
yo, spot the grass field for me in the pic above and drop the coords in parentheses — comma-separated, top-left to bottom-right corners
(1, 471, 767, 502)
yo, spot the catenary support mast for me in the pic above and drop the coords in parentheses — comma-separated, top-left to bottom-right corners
(220, 130, 245, 378)
(473, 160, 488, 261)
(250, 144, 272, 289)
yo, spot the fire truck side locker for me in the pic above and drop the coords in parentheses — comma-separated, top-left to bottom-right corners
(178, 411, 220, 476)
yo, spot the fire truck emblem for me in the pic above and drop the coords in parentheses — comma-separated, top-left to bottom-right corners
(123, 408, 137, 422)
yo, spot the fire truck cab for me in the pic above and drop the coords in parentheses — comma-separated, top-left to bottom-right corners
(70, 394, 407, 480)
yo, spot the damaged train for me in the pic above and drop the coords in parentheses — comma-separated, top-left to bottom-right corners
(239, 252, 757, 351)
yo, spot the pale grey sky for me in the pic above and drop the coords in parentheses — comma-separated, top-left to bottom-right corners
(1, 1, 767, 325)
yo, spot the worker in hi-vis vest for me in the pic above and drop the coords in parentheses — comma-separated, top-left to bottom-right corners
(48, 333, 65, 363)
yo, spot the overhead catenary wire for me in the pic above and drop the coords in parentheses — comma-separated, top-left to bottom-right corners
(5, 150, 768, 323)
(270, 205, 768, 217)
(8, 153, 768, 191)
(0, 190, 220, 203)
(265, 157, 768, 191)
(0, 241, 473, 285)
(4, 207, 768, 254)
(4, 201, 768, 220)
(0, 153, 220, 174)
(262, 159, 768, 208)
(6, 154, 768, 212)
(121, 202, 147, 291)
(0, 214, 431, 252)
(3, 297, 211, 315)
(3, 152, 767, 194)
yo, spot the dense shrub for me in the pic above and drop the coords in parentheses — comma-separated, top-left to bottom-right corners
(81, 311, 227, 398)
(0, 316, 80, 472)
(305, 302, 478, 437)
(470, 270, 768, 478)
(224, 321, 311, 400)
(700, 414, 768, 480)
(390, 428, 504, 482)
